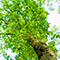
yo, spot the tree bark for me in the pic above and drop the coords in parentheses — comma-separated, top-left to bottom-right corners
(28, 38, 57, 60)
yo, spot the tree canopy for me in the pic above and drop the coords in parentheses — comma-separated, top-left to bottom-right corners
(0, 0, 60, 60)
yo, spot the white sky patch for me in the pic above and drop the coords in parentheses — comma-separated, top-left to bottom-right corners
(9, 1, 13, 4)
(4, 48, 17, 57)
(34, 0, 37, 1)
(3, 48, 17, 60)
(55, 45, 60, 50)
(46, 10, 60, 30)
(0, 5, 2, 8)
(22, 7, 25, 11)
(0, 55, 6, 60)
(44, 0, 60, 30)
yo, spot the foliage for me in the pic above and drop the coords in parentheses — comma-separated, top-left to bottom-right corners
(47, 26, 60, 57)
(0, 0, 59, 60)
(37, 0, 60, 14)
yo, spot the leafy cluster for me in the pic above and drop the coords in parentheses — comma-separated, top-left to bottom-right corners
(0, 0, 57, 60)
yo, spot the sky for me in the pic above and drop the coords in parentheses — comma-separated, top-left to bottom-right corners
(44, 1, 60, 60)
(44, 0, 60, 31)
(0, 0, 60, 60)
(46, 10, 60, 29)
(46, 10, 60, 60)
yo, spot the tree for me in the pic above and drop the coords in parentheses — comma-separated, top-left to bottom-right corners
(0, 0, 58, 60)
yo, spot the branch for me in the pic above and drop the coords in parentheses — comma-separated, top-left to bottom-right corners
(0, 33, 12, 35)
(1, 19, 8, 24)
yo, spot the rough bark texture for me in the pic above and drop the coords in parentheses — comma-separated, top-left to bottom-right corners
(28, 38, 57, 60)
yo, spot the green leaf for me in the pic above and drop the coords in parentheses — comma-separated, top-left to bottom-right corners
(51, 37, 54, 40)
(0, 8, 4, 11)
(0, 30, 2, 32)
(56, 34, 60, 38)
(48, 41, 55, 46)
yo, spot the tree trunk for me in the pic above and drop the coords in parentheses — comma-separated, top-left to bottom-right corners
(28, 38, 57, 60)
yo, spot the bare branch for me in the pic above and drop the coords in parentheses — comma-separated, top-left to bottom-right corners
(1, 19, 8, 24)
(0, 33, 12, 35)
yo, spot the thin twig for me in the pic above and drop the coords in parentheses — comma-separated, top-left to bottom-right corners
(0, 33, 12, 35)
(1, 19, 8, 24)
